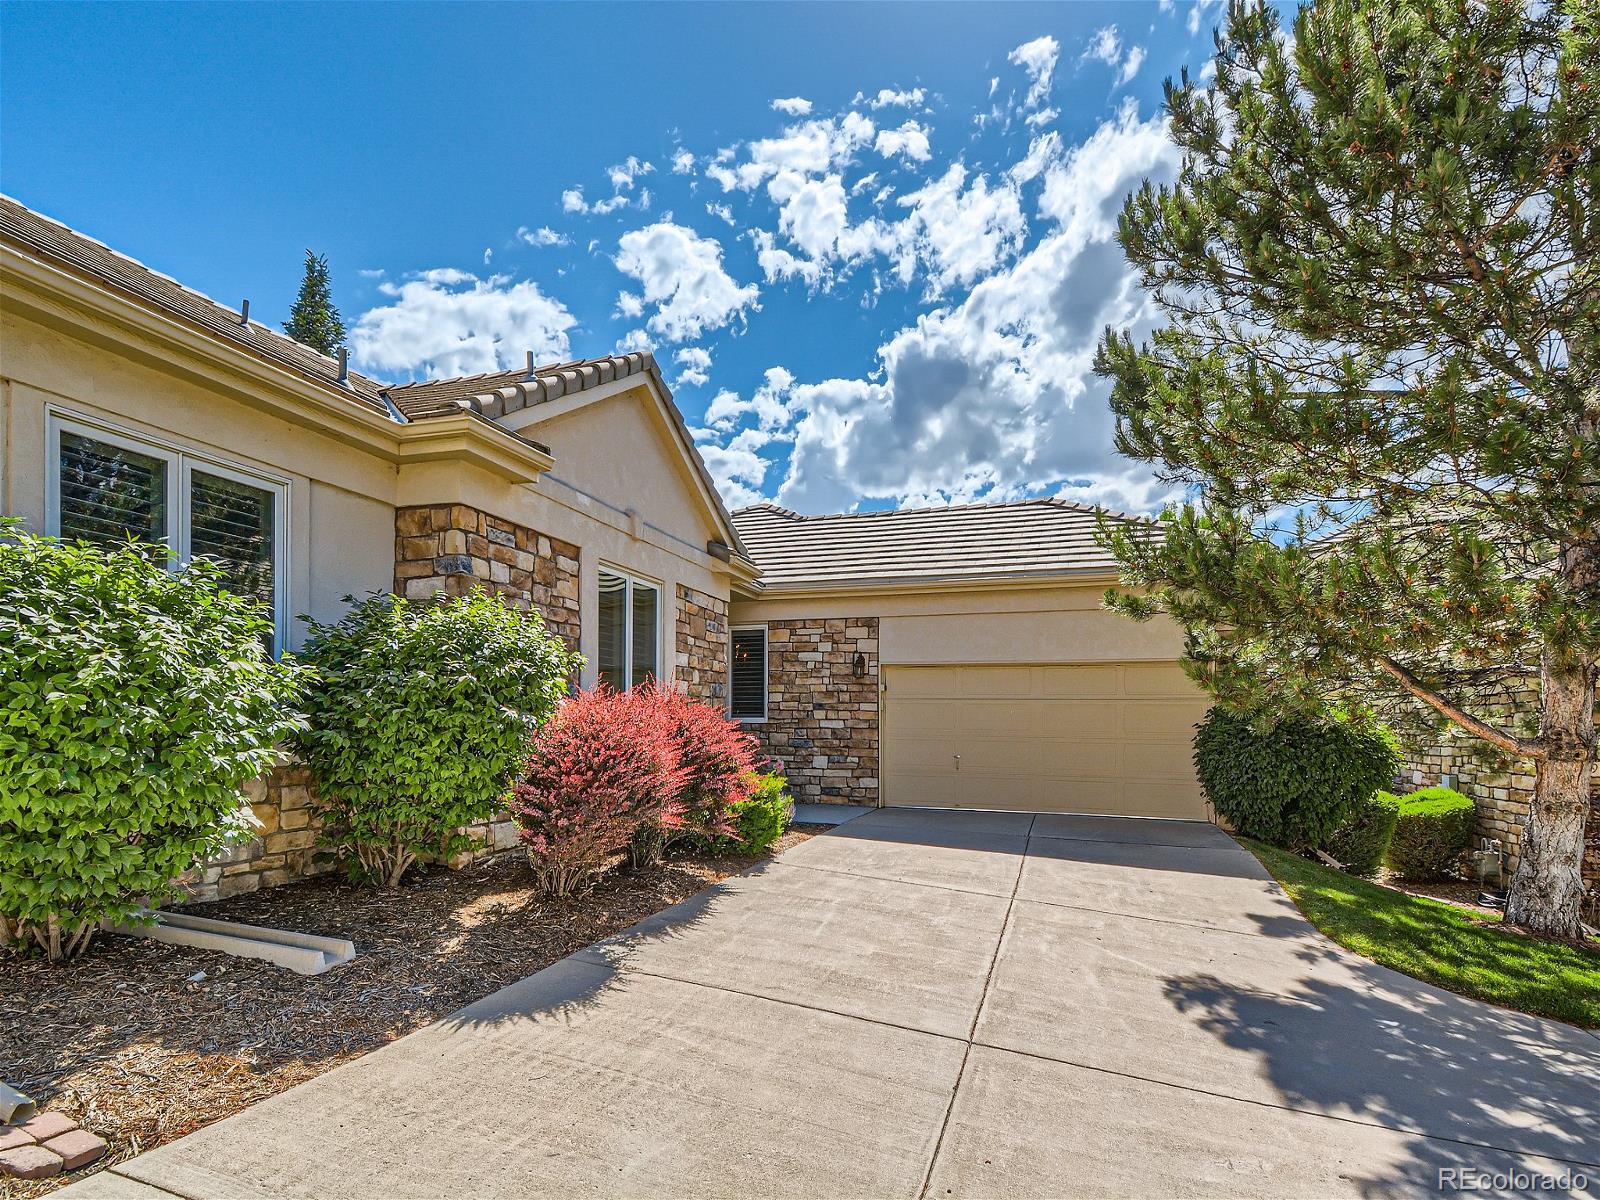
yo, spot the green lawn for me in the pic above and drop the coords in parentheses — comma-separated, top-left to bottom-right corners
(1243, 839, 1600, 1028)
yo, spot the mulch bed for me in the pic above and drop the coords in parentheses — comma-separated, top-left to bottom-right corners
(1, 827, 821, 1198)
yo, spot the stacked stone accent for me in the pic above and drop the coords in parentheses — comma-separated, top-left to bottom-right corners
(1399, 687, 1599, 920)
(749, 618, 879, 805)
(393, 504, 580, 649)
(180, 763, 330, 902)
(676, 585, 729, 705)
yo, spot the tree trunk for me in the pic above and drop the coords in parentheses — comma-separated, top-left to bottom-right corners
(1504, 653, 1594, 937)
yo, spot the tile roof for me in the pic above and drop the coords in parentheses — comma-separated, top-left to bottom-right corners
(386, 353, 660, 421)
(731, 499, 1155, 589)
(0, 195, 395, 419)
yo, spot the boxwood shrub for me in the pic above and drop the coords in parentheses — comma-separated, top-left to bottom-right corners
(687, 770, 794, 857)
(1386, 787, 1476, 881)
(1193, 706, 1399, 849)
(1322, 790, 1401, 877)
(0, 528, 303, 961)
(293, 591, 579, 887)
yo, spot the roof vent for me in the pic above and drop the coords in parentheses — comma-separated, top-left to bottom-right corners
(239, 299, 250, 326)
(336, 348, 350, 387)
(525, 350, 538, 379)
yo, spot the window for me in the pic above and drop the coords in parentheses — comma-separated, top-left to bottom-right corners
(729, 625, 767, 721)
(48, 414, 288, 653)
(596, 567, 660, 690)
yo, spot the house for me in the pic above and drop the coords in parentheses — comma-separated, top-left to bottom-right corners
(2, 195, 1210, 901)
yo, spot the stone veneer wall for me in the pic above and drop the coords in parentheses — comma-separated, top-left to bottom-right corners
(180, 763, 330, 902)
(393, 503, 580, 650)
(676, 585, 729, 706)
(1399, 687, 1599, 920)
(748, 618, 879, 805)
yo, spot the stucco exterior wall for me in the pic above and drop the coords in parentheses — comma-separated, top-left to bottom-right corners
(1, 308, 398, 648)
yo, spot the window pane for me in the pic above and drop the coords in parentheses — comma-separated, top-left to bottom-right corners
(189, 470, 276, 621)
(631, 581, 659, 687)
(730, 627, 766, 719)
(58, 431, 168, 548)
(597, 570, 627, 690)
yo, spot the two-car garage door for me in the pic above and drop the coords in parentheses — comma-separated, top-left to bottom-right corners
(881, 662, 1211, 819)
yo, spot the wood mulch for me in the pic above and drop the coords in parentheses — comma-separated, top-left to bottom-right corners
(1, 827, 822, 1198)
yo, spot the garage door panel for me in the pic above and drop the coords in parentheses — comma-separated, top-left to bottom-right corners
(1039, 665, 1121, 698)
(884, 663, 1208, 820)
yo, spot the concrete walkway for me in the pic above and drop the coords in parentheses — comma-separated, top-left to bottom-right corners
(64, 809, 1600, 1199)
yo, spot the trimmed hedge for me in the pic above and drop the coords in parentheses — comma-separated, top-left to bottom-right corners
(1193, 707, 1399, 849)
(1386, 787, 1476, 881)
(689, 771, 793, 856)
(1323, 790, 1401, 877)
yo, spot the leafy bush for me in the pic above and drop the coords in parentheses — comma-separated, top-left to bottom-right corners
(687, 771, 793, 856)
(1194, 706, 1399, 849)
(510, 688, 684, 895)
(1387, 787, 1476, 881)
(628, 682, 758, 868)
(0, 528, 302, 960)
(1323, 790, 1401, 877)
(293, 591, 577, 887)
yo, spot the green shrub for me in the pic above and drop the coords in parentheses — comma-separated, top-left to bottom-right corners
(0, 528, 302, 961)
(1193, 706, 1399, 849)
(688, 771, 794, 856)
(1323, 790, 1401, 877)
(293, 591, 578, 887)
(1386, 787, 1476, 881)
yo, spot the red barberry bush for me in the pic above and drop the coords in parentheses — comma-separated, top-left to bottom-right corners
(629, 682, 758, 866)
(511, 687, 684, 896)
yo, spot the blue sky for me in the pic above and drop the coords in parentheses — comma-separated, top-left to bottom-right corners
(2, 0, 1229, 515)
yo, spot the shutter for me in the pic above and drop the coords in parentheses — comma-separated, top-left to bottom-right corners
(730, 627, 767, 719)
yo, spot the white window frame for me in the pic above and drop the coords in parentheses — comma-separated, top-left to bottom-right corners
(596, 564, 662, 689)
(728, 623, 768, 723)
(46, 409, 291, 654)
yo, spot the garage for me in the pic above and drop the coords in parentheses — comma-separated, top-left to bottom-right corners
(880, 662, 1211, 818)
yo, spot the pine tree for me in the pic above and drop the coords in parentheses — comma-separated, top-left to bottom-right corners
(1096, 0, 1598, 936)
(283, 249, 346, 355)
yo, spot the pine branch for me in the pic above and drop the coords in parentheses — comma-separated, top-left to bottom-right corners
(1375, 654, 1544, 760)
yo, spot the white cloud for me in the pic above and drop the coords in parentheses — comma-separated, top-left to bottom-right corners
(1024, 107, 1059, 129)
(562, 188, 588, 213)
(1008, 35, 1060, 110)
(770, 96, 814, 115)
(1085, 25, 1122, 67)
(700, 101, 1184, 517)
(897, 164, 1025, 293)
(674, 345, 713, 387)
(614, 222, 760, 342)
(607, 156, 654, 190)
(692, 425, 780, 508)
(352, 270, 575, 379)
(864, 87, 926, 110)
(706, 201, 736, 225)
(517, 225, 570, 247)
(615, 291, 644, 319)
(874, 120, 932, 163)
(671, 147, 696, 175)
(1117, 45, 1147, 87)
(1188, 0, 1224, 36)
(357, 268, 386, 280)
(616, 327, 654, 354)
(711, 115, 876, 193)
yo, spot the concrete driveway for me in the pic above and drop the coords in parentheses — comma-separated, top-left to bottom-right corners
(64, 808, 1600, 1199)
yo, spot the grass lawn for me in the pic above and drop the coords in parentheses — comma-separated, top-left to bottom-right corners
(1243, 839, 1600, 1028)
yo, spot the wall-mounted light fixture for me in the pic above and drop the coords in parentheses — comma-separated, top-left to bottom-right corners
(852, 652, 866, 678)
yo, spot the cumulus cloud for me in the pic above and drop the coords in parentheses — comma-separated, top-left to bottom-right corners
(608, 156, 654, 190)
(862, 87, 926, 109)
(352, 270, 575, 379)
(614, 221, 760, 342)
(770, 96, 813, 115)
(692, 425, 780, 508)
(695, 100, 1184, 516)
(674, 345, 713, 387)
(517, 225, 570, 247)
(561, 188, 588, 213)
(874, 120, 932, 163)
(1008, 35, 1060, 110)
(706, 201, 736, 225)
(671, 147, 696, 175)
(1082, 25, 1147, 88)
(896, 164, 1025, 294)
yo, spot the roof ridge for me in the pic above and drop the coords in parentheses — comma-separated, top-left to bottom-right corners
(732, 496, 1149, 523)
(0, 192, 355, 375)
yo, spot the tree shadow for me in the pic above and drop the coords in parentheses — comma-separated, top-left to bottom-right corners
(1162, 959, 1600, 1175)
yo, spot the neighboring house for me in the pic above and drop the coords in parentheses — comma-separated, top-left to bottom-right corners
(2, 195, 1208, 903)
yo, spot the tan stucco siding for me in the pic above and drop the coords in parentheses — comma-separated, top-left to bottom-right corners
(731, 583, 1187, 666)
(1, 309, 397, 648)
